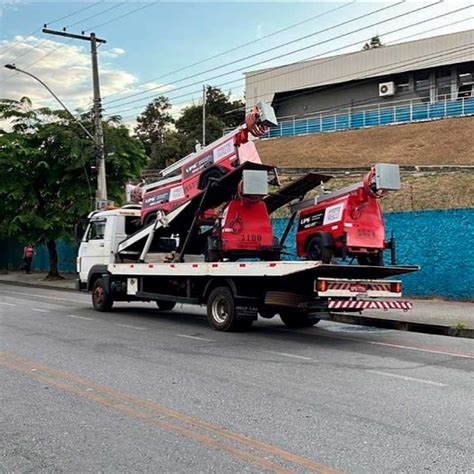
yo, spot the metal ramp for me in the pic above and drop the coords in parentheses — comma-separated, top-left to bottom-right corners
(264, 172, 333, 214)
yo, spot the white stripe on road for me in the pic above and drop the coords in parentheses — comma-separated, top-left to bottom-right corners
(32, 308, 50, 313)
(115, 323, 146, 331)
(368, 370, 448, 387)
(264, 350, 313, 361)
(0, 302, 16, 306)
(1, 290, 84, 305)
(175, 334, 214, 342)
(66, 314, 93, 321)
(288, 330, 474, 359)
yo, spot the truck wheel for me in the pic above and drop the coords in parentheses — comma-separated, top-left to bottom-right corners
(279, 311, 320, 328)
(199, 168, 224, 190)
(306, 233, 333, 263)
(357, 252, 384, 266)
(155, 300, 176, 311)
(207, 286, 253, 331)
(92, 278, 114, 312)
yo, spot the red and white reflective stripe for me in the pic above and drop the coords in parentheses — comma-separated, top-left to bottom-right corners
(327, 282, 391, 291)
(328, 300, 412, 310)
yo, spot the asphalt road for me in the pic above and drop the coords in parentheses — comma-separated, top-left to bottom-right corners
(1, 285, 473, 473)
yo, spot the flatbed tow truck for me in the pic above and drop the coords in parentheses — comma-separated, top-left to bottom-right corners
(77, 159, 418, 332)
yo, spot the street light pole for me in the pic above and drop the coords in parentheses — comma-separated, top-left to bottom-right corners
(4, 64, 95, 142)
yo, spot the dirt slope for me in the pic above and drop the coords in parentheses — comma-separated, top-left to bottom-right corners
(256, 116, 474, 167)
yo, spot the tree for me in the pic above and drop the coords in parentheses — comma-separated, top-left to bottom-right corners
(0, 98, 147, 278)
(175, 86, 245, 155)
(134, 96, 174, 168)
(363, 35, 384, 50)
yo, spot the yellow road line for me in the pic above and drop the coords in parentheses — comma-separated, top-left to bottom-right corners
(1, 352, 340, 474)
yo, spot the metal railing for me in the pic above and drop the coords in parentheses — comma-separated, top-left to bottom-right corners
(224, 94, 474, 139)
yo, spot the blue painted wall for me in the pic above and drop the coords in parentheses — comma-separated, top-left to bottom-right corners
(2, 209, 472, 299)
(0, 239, 77, 273)
(273, 208, 474, 301)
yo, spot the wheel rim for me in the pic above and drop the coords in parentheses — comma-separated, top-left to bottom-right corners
(211, 296, 229, 324)
(94, 286, 104, 305)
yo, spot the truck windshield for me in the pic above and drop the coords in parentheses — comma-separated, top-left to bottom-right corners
(86, 219, 106, 240)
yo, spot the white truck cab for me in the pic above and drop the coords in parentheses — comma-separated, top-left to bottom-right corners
(77, 206, 142, 284)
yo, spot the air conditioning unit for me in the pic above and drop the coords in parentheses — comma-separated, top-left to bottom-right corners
(379, 81, 395, 97)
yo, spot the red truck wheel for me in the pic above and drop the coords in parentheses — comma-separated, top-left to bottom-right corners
(306, 233, 333, 263)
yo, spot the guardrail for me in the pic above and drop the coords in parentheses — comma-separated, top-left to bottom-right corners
(224, 96, 474, 139)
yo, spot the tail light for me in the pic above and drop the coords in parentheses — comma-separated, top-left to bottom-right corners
(391, 282, 402, 293)
(316, 280, 328, 292)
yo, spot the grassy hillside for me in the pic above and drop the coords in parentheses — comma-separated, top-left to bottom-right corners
(256, 116, 474, 167)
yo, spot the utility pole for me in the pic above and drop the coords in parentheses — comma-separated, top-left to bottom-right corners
(202, 84, 206, 147)
(43, 28, 108, 205)
(90, 32, 107, 202)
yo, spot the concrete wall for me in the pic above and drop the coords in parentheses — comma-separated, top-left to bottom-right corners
(273, 208, 474, 301)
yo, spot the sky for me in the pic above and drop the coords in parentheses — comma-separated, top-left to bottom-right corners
(0, 0, 473, 126)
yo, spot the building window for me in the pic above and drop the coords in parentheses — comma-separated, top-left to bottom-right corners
(437, 67, 452, 100)
(395, 73, 410, 93)
(457, 63, 473, 99)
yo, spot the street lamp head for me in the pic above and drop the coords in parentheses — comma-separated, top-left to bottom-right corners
(4, 63, 16, 70)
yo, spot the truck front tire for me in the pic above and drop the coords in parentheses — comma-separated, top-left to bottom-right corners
(279, 311, 320, 328)
(92, 278, 114, 312)
(206, 286, 253, 332)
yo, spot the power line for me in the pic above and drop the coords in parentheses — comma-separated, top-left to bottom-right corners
(0, 1, 147, 86)
(103, 0, 408, 107)
(101, 1, 356, 102)
(66, 2, 128, 29)
(115, 40, 473, 122)
(48, 1, 107, 27)
(106, 1, 453, 115)
(85, 1, 160, 32)
(0, 0, 106, 59)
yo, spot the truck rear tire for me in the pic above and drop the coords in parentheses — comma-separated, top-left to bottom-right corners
(206, 286, 253, 332)
(92, 278, 114, 312)
(155, 300, 176, 311)
(279, 311, 320, 328)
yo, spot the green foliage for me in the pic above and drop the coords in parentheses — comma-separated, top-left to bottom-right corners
(175, 86, 244, 153)
(134, 96, 174, 162)
(133, 86, 245, 170)
(0, 98, 147, 266)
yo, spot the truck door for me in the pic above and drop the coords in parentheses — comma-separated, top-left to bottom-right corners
(78, 217, 110, 281)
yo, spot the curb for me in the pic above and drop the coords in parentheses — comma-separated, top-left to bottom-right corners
(0, 279, 76, 293)
(1, 279, 472, 339)
(329, 312, 474, 339)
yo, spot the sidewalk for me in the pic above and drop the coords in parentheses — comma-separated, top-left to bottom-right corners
(0, 271, 77, 292)
(0, 271, 472, 337)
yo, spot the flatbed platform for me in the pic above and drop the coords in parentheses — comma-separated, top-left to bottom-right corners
(109, 260, 419, 279)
